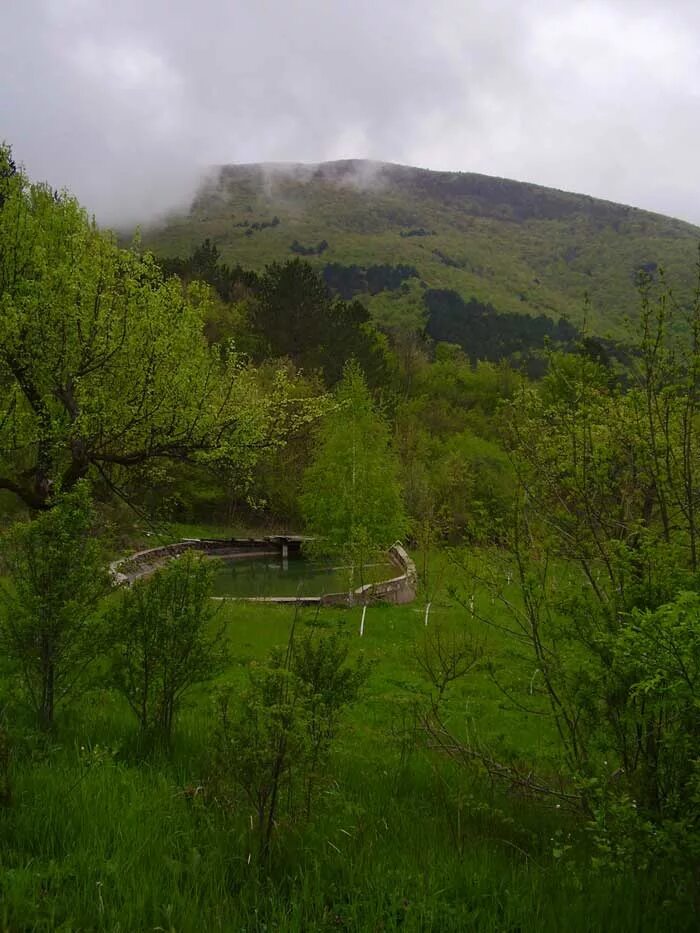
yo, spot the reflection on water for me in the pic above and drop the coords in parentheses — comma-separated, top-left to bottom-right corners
(210, 555, 395, 598)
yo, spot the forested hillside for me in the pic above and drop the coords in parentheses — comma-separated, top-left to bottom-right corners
(140, 159, 700, 338)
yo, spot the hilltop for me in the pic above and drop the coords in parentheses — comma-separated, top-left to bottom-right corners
(140, 159, 700, 337)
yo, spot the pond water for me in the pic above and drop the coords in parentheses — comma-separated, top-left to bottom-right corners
(210, 555, 397, 598)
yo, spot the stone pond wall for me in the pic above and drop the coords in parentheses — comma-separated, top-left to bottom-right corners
(110, 536, 305, 585)
(111, 537, 417, 605)
(319, 543, 417, 606)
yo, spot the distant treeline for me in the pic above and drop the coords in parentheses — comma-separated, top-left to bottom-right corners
(157, 242, 388, 387)
(159, 239, 258, 303)
(157, 242, 628, 384)
(424, 289, 628, 374)
(290, 239, 328, 256)
(322, 262, 418, 299)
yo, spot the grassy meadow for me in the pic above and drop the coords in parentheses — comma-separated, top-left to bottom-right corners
(0, 548, 693, 932)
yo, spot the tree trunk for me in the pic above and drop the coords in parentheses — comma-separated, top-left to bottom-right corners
(40, 656, 55, 732)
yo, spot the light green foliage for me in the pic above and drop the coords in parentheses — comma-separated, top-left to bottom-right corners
(301, 362, 408, 587)
(213, 619, 367, 857)
(0, 145, 322, 511)
(109, 554, 226, 747)
(0, 483, 109, 730)
(488, 277, 700, 866)
(395, 354, 516, 542)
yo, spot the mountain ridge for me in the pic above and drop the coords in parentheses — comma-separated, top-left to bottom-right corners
(207, 158, 698, 229)
(141, 159, 700, 337)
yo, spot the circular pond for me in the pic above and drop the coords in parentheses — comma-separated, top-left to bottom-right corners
(210, 555, 396, 599)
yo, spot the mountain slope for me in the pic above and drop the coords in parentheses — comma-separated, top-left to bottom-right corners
(140, 160, 700, 336)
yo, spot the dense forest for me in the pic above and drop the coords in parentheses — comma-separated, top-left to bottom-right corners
(1, 146, 700, 930)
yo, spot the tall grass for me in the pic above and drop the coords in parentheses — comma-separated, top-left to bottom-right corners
(0, 595, 695, 930)
(1, 743, 688, 931)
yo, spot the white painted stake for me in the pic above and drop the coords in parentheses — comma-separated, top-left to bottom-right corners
(469, 595, 475, 617)
(359, 605, 367, 637)
(424, 601, 432, 626)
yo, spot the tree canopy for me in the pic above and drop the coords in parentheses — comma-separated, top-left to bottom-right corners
(0, 482, 109, 729)
(249, 259, 390, 386)
(301, 361, 407, 583)
(0, 146, 309, 510)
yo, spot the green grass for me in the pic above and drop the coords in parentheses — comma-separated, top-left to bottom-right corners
(3, 744, 673, 932)
(0, 552, 695, 930)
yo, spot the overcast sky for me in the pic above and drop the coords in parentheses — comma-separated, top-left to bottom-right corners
(3, 0, 700, 227)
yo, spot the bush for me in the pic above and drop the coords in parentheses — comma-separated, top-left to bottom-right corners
(0, 483, 109, 731)
(212, 620, 367, 859)
(109, 555, 227, 749)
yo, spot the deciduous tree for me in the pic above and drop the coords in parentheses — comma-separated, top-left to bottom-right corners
(0, 146, 309, 511)
(0, 483, 109, 730)
(301, 361, 407, 591)
(109, 554, 226, 748)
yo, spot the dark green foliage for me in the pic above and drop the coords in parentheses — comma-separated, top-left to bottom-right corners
(633, 259, 658, 282)
(425, 288, 578, 366)
(248, 216, 280, 232)
(158, 237, 258, 302)
(432, 248, 462, 268)
(322, 262, 366, 298)
(0, 484, 109, 730)
(366, 263, 418, 295)
(290, 238, 328, 256)
(251, 259, 330, 362)
(109, 555, 226, 747)
(248, 259, 389, 385)
(323, 261, 418, 299)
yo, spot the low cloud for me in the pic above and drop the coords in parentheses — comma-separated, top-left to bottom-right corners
(3, 0, 700, 226)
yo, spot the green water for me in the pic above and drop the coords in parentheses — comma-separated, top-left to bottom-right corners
(210, 555, 396, 598)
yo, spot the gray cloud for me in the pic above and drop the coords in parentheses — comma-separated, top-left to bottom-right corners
(2, 0, 700, 226)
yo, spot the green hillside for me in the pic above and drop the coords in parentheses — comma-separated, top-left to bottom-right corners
(140, 159, 700, 336)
